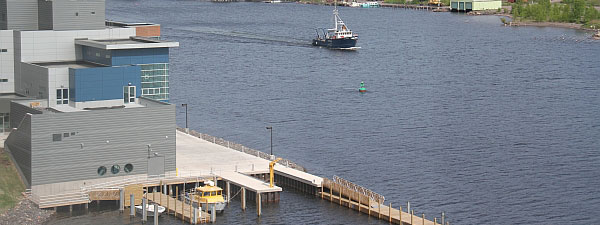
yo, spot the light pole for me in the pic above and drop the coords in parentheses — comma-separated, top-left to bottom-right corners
(266, 126, 273, 158)
(181, 103, 188, 133)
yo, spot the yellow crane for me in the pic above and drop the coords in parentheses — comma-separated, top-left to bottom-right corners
(269, 158, 282, 188)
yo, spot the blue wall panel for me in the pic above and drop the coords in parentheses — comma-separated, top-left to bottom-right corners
(70, 66, 141, 102)
(111, 48, 169, 66)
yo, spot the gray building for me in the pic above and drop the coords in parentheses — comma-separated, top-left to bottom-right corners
(5, 97, 175, 195)
(2, 0, 179, 208)
(1, 0, 105, 31)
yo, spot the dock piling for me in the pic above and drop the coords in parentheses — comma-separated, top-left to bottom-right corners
(378, 200, 381, 219)
(193, 207, 198, 224)
(142, 198, 147, 222)
(175, 187, 178, 217)
(153, 203, 159, 225)
(422, 213, 425, 225)
(411, 210, 414, 225)
(241, 187, 246, 210)
(257, 192, 262, 216)
(389, 203, 392, 223)
(226, 182, 231, 203)
(399, 206, 402, 224)
(119, 188, 124, 212)
(130, 194, 135, 216)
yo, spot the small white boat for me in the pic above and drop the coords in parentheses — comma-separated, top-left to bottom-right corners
(135, 204, 166, 216)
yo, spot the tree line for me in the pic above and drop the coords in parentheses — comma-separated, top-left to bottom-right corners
(512, 0, 600, 24)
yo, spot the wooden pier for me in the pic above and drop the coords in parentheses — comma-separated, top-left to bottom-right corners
(320, 178, 446, 225)
(380, 3, 450, 11)
(147, 193, 210, 224)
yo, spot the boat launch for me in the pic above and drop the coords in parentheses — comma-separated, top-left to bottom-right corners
(312, 3, 359, 50)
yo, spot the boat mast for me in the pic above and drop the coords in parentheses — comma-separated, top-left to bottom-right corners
(333, 0, 338, 31)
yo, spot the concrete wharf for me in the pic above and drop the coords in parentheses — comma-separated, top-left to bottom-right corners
(33, 129, 448, 224)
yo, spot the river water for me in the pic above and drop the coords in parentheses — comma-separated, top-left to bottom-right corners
(48, 0, 600, 224)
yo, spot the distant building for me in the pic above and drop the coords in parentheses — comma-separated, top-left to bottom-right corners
(2, 0, 179, 208)
(450, 0, 502, 11)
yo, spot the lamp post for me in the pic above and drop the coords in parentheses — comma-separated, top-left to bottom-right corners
(266, 126, 273, 159)
(181, 103, 188, 133)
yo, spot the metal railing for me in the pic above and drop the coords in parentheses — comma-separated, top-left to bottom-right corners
(178, 127, 307, 172)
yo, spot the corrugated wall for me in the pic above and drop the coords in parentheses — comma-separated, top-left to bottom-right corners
(49, 0, 105, 31)
(29, 101, 175, 186)
(5, 0, 38, 31)
(4, 101, 42, 187)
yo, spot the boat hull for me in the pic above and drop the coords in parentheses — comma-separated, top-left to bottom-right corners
(312, 38, 358, 49)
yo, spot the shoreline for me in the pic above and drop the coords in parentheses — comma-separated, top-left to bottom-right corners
(294, 1, 597, 32)
(0, 198, 56, 225)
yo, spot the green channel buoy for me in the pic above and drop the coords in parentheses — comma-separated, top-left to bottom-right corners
(359, 81, 366, 93)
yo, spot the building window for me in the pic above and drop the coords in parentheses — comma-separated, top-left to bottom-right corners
(52, 134, 62, 142)
(0, 113, 8, 134)
(123, 86, 135, 104)
(98, 166, 107, 176)
(0, 49, 7, 52)
(91, 11, 96, 15)
(0, 79, 7, 82)
(111, 165, 120, 174)
(56, 88, 68, 105)
(140, 63, 170, 101)
(75, 12, 79, 16)
(63, 133, 70, 138)
(124, 164, 133, 173)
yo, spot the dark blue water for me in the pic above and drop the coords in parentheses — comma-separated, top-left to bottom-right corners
(50, 0, 600, 224)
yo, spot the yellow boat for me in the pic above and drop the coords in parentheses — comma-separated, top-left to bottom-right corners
(193, 181, 226, 213)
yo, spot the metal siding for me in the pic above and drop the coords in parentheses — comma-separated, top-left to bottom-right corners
(50, 0, 105, 31)
(37, 0, 53, 30)
(29, 102, 175, 186)
(5, 101, 41, 186)
(5, 0, 38, 30)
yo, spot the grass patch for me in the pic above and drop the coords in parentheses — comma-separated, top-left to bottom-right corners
(0, 147, 25, 212)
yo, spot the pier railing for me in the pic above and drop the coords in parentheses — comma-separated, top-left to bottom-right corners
(177, 127, 307, 172)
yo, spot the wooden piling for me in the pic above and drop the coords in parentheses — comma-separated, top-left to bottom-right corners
(329, 184, 333, 201)
(368, 198, 371, 217)
(422, 213, 425, 225)
(321, 185, 324, 199)
(159, 180, 162, 205)
(435, 218, 437, 225)
(399, 206, 402, 225)
(378, 200, 381, 219)
(189, 196, 193, 224)
(411, 210, 414, 225)
(339, 185, 342, 205)
(389, 203, 392, 223)
(175, 187, 178, 217)
(256, 192, 262, 216)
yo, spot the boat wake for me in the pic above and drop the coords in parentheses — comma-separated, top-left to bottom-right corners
(166, 26, 313, 47)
